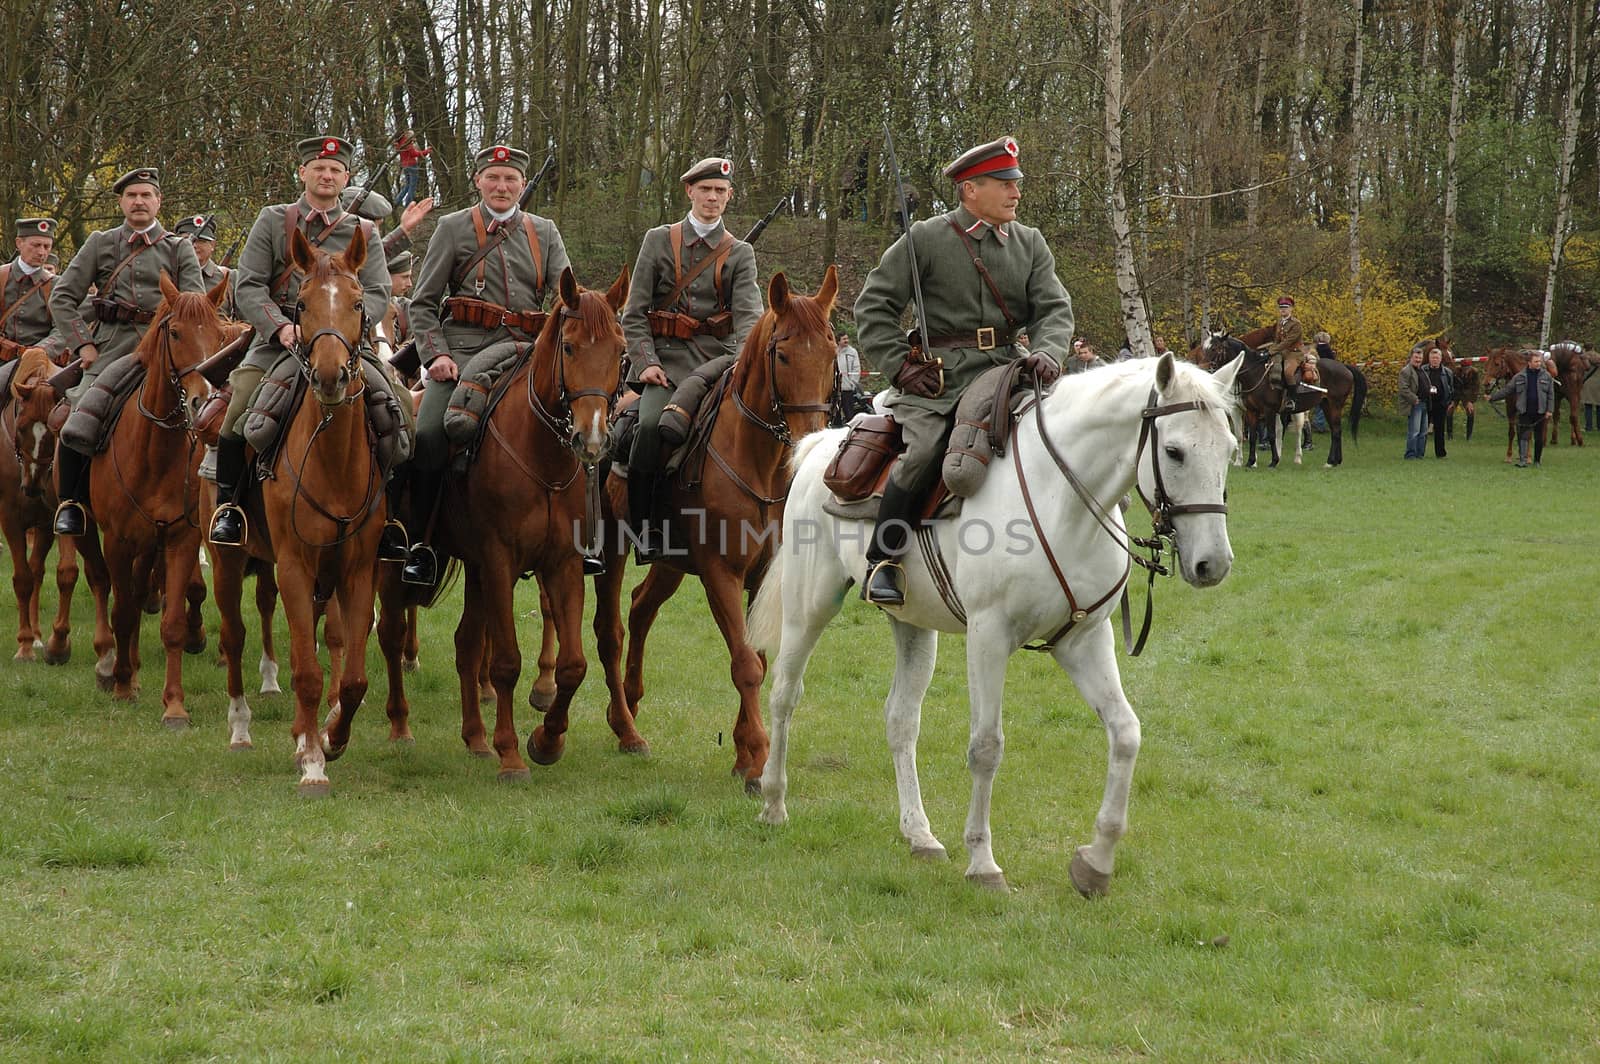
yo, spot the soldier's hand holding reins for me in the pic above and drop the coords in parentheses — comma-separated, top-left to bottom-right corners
(893, 357, 944, 398)
(1021, 351, 1060, 386)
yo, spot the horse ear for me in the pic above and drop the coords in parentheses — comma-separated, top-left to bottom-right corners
(768, 272, 790, 314)
(559, 266, 580, 310)
(816, 264, 838, 312)
(605, 264, 630, 312)
(206, 273, 229, 307)
(158, 269, 179, 307)
(289, 227, 317, 274)
(1155, 350, 1176, 392)
(341, 223, 368, 273)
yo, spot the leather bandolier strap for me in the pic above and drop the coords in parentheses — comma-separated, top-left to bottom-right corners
(647, 222, 735, 340)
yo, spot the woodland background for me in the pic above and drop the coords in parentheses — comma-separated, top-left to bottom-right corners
(3, 0, 1597, 370)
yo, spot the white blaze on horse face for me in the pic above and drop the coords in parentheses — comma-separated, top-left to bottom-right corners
(24, 422, 48, 482)
(582, 407, 605, 460)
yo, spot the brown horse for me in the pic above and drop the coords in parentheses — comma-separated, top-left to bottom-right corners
(401, 266, 629, 781)
(1483, 347, 1555, 462)
(0, 349, 79, 663)
(582, 268, 839, 792)
(1430, 338, 1482, 441)
(73, 273, 235, 720)
(210, 226, 394, 795)
(1544, 341, 1591, 447)
(1201, 328, 1365, 469)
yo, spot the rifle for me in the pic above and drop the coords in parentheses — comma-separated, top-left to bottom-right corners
(217, 230, 246, 268)
(195, 327, 255, 387)
(521, 153, 557, 210)
(742, 195, 789, 245)
(47, 358, 83, 398)
(344, 159, 394, 222)
(882, 124, 941, 389)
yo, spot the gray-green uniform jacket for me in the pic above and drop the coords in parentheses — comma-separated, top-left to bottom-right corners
(49, 222, 204, 374)
(199, 260, 238, 318)
(233, 196, 391, 371)
(408, 204, 569, 370)
(1, 261, 58, 350)
(855, 205, 1074, 418)
(621, 217, 761, 387)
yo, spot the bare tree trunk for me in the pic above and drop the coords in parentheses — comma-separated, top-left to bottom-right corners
(1442, 11, 1467, 328)
(1347, 0, 1365, 322)
(1245, 28, 1269, 230)
(1104, 0, 1154, 357)
(1540, 0, 1587, 349)
(1290, 0, 1310, 214)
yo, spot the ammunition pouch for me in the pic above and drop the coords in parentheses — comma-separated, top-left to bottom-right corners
(91, 298, 154, 326)
(0, 337, 27, 362)
(647, 309, 732, 341)
(444, 296, 547, 335)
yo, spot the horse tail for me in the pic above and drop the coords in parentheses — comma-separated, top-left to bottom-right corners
(1349, 366, 1367, 442)
(746, 539, 784, 653)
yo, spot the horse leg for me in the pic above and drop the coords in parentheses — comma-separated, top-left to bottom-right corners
(1267, 414, 1283, 468)
(142, 552, 163, 615)
(623, 565, 687, 723)
(277, 561, 330, 797)
(401, 604, 420, 673)
(3, 504, 35, 660)
(255, 564, 281, 695)
(1505, 416, 1516, 463)
(320, 595, 346, 712)
(453, 566, 494, 760)
(1324, 404, 1343, 468)
(960, 617, 1013, 892)
(44, 533, 76, 664)
(104, 539, 144, 702)
(480, 561, 534, 778)
(1290, 412, 1304, 466)
(183, 566, 207, 655)
(321, 561, 376, 763)
(528, 587, 558, 711)
(885, 618, 945, 859)
(211, 548, 254, 750)
(1465, 402, 1475, 441)
(76, 527, 115, 690)
(1052, 621, 1138, 899)
(529, 562, 589, 769)
(156, 534, 202, 726)
(373, 569, 413, 743)
(1244, 414, 1258, 468)
(592, 547, 647, 754)
(700, 560, 770, 793)
(478, 633, 494, 705)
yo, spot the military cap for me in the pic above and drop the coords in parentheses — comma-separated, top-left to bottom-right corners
(474, 144, 530, 176)
(340, 186, 394, 221)
(1277, 295, 1295, 307)
(386, 250, 414, 275)
(14, 218, 56, 240)
(680, 157, 734, 185)
(112, 167, 161, 194)
(174, 214, 218, 242)
(298, 135, 354, 169)
(943, 137, 1022, 182)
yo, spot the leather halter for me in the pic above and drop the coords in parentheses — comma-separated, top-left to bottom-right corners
(526, 304, 614, 452)
(730, 326, 835, 447)
(293, 295, 369, 409)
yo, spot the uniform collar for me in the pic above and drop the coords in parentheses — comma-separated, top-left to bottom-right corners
(684, 213, 723, 242)
(12, 257, 41, 277)
(954, 206, 1010, 245)
(125, 221, 163, 245)
(481, 202, 518, 228)
(298, 195, 344, 229)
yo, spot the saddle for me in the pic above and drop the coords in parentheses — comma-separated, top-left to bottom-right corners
(59, 357, 148, 456)
(608, 354, 736, 479)
(0, 358, 18, 400)
(442, 340, 533, 460)
(820, 414, 959, 523)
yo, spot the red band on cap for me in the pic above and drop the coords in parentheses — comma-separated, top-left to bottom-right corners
(952, 156, 1016, 183)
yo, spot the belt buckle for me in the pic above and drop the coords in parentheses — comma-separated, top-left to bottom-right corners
(976, 327, 996, 351)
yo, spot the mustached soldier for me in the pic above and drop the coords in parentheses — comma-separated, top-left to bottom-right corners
(207, 136, 393, 548)
(854, 136, 1074, 607)
(1, 218, 62, 360)
(51, 168, 205, 536)
(397, 144, 571, 586)
(619, 156, 762, 561)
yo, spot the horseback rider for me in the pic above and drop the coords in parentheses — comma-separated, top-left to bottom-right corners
(398, 144, 572, 586)
(1, 218, 63, 361)
(50, 168, 206, 536)
(855, 135, 1074, 607)
(207, 136, 394, 549)
(174, 214, 237, 318)
(1267, 294, 1322, 406)
(620, 156, 763, 563)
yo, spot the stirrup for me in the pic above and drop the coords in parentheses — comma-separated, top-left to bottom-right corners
(378, 519, 410, 562)
(861, 559, 906, 607)
(208, 504, 247, 546)
(401, 543, 440, 587)
(582, 553, 607, 577)
(52, 500, 87, 537)
(632, 527, 668, 566)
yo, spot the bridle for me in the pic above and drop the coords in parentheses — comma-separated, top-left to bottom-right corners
(136, 315, 209, 431)
(526, 304, 617, 456)
(292, 295, 368, 409)
(730, 324, 835, 447)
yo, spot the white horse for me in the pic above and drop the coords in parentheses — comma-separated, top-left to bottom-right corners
(747, 352, 1241, 896)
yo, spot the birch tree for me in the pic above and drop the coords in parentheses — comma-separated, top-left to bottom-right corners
(1538, 0, 1588, 349)
(1441, 9, 1467, 328)
(1346, 0, 1365, 322)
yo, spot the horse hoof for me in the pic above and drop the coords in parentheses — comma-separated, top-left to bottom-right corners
(161, 715, 189, 731)
(184, 635, 207, 656)
(1069, 848, 1112, 899)
(142, 600, 161, 616)
(321, 735, 348, 763)
(389, 733, 415, 746)
(297, 780, 331, 800)
(401, 655, 420, 674)
(910, 843, 949, 861)
(528, 687, 556, 711)
(743, 776, 762, 798)
(228, 740, 253, 752)
(497, 767, 531, 783)
(965, 871, 1010, 893)
(42, 644, 70, 666)
(13, 647, 34, 662)
(527, 729, 564, 766)
(618, 739, 651, 757)
(96, 672, 115, 692)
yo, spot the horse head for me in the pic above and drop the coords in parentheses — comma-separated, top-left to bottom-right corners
(148, 270, 235, 423)
(10, 349, 59, 498)
(550, 264, 629, 464)
(1140, 352, 1238, 588)
(744, 265, 839, 443)
(288, 225, 367, 407)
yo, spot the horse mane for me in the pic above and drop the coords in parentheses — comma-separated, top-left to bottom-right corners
(136, 289, 221, 366)
(570, 288, 624, 341)
(10, 348, 53, 398)
(731, 294, 830, 390)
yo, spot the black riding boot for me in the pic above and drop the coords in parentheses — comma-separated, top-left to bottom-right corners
(52, 442, 90, 536)
(863, 479, 919, 607)
(208, 435, 249, 545)
(629, 471, 667, 564)
(378, 467, 410, 562)
(400, 468, 444, 586)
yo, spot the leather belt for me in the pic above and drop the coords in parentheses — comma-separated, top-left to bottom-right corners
(927, 327, 1016, 351)
(91, 298, 156, 325)
(445, 296, 547, 334)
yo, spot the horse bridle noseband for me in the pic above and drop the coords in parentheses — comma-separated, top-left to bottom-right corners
(293, 298, 369, 408)
(527, 305, 616, 452)
(730, 328, 835, 447)
(137, 316, 207, 431)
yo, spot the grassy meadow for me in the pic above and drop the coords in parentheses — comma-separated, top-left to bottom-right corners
(2, 410, 1598, 1062)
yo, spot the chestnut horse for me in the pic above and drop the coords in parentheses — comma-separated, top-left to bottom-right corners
(0, 349, 79, 662)
(1483, 347, 1555, 462)
(1545, 341, 1592, 447)
(583, 268, 839, 792)
(401, 266, 628, 780)
(1201, 327, 1364, 469)
(73, 273, 235, 720)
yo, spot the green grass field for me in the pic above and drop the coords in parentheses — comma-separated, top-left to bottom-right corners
(2, 411, 1598, 1062)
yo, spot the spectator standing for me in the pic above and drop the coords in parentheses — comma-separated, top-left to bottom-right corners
(1398, 346, 1428, 459)
(1067, 337, 1104, 374)
(1490, 350, 1555, 467)
(1423, 346, 1453, 458)
(394, 130, 432, 208)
